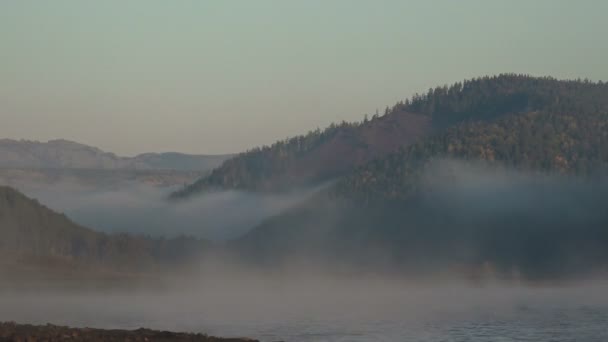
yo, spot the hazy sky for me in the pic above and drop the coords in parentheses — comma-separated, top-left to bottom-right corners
(1, 0, 606, 156)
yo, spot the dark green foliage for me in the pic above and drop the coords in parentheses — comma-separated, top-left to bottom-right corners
(401, 73, 608, 125)
(333, 109, 608, 203)
(331, 75, 608, 203)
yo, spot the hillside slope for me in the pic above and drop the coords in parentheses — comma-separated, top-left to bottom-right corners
(173, 111, 432, 197)
(0, 186, 207, 274)
(173, 74, 608, 198)
(228, 75, 608, 280)
(333, 110, 608, 203)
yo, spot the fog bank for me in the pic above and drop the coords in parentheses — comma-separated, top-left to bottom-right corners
(21, 182, 320, 240)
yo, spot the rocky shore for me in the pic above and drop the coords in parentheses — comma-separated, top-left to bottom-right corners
(0, 322, 258, 342)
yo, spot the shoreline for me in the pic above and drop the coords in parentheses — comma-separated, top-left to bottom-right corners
(0, 322, 259, 341)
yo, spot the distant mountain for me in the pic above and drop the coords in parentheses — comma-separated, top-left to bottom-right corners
(173, 74, 608, 198)
(0, 186, 207, 274)
(0, 168, 206, 191)
(0, 139, 232, 191)
(0, 139, 230, 171)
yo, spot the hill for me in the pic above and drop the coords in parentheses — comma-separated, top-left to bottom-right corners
(0, 139, 231, 192)
(173, 74, 608, 198)
(333, 110, 608, 203)
(172, 113, 435, 198)
(0, 186, 207, 275)
(227, 75, 608, 280)
(173, 111, 431, 197)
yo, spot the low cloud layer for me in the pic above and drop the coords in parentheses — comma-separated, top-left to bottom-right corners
(21, 182, 320, 241)
(229, 159, 608, 280)
(9, 158, 608, 280)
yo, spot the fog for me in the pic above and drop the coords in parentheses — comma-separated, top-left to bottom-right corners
(10, 159, 608, 280)
(221, 159, 608, 282)
(3, 160, 608, 340)
(2, 274, 608, 341)
(20, 182, 322, 241)
(420, 159, 608, 216)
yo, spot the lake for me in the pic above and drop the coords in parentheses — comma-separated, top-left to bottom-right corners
(1, 280, 607, 341)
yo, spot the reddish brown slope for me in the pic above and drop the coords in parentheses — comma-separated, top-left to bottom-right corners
(285, 112, 432, 185)
(173, 110, 432, 196)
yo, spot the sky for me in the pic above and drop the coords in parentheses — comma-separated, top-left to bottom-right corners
(1, 0, 607, 156)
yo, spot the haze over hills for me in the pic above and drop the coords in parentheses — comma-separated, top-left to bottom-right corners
(233, 161, 608, 280)
(0, 139, 232, 198)
(4, 1, 608, 339)
(3, 74, 608, 283)
(220, 75, 608, 280)
(0, 142, 228, 269)
(0, 185, 207, 276)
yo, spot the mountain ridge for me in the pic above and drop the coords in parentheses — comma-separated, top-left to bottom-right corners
(173, 74, 608, 198)
(0, 138, 231, 171)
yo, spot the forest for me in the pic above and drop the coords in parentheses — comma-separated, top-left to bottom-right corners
(173, 74, 608, 199)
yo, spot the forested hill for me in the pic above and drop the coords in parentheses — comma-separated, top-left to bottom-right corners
(333, 109, 608, 203)
(172, 110, 431, 197)
(0, 186, 207, 274)
(402, 74, 608, 125)
(230, 76, 608, 279)
(331, 75, 608, 203)
(172, 74, 608, 198)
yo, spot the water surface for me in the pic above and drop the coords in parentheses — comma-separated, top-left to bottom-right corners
(2, 281, 607, 341)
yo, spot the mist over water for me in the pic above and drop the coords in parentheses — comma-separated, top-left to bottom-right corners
(2, 276, 608, 341)
(4, 160, 608, 341)
(2, 0, 608, 338)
